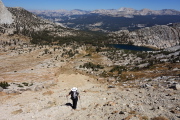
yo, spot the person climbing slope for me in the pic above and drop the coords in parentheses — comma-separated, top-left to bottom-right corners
(66, 87, 80, 109)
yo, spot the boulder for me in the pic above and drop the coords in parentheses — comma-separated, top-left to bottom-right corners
(4, 90, 17, 94)
(108, 85, 115, 88)
(32, 85, 43, 91)
(169, 83, 180, 90)
(175, 84, 180, 90)
(0, 87, 3, 92)
(0, 0, 14, 24)
(103, 101, 116, 106)
(119, 111, 125, 114)
(141, 84, 151, 88)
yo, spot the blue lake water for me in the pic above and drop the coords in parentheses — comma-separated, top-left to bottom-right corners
(111, 44, 155, 51)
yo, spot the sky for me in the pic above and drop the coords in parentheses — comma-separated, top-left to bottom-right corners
(2, 0, 180, 11)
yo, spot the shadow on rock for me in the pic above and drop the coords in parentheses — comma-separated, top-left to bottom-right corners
(65, 103, 72, 108)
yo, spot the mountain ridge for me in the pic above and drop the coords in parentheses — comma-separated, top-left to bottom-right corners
(30, 7, 180, 17)
(30, 7, 180, 33)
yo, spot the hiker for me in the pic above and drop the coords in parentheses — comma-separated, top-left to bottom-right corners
(66, 87, 80, 109)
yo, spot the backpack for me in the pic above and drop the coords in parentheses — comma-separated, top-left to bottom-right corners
(71, 91, 78, 99)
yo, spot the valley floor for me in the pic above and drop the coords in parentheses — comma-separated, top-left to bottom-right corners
(0, 45, 180, 120)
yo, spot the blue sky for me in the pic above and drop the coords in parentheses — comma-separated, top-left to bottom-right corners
(2, 0, 180, 11)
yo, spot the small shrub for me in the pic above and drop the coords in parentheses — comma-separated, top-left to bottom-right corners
(29, 83, 33, 86)
(161, 51, 171, 55)
(142, 116, 149, 120)
(0, 81, 10, 89)
(128, 110, 136, 114)
(147, 79, 152, 82)
(85, 54, 91, 57)
(17, 84, 24, 88)
(79, 65, 83, 68)
(110, 65, 127, 74)
(22, 82, 28, 86)
(44, 49, 49, 54)
(81, 62, 104, 71)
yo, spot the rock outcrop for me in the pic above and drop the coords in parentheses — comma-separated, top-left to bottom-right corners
(109, 23, 180, 49)
(129, 24, 180, 49)
(0, 0, 14, 24)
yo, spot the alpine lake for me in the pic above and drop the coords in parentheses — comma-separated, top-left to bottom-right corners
(110, 44, 156, 51)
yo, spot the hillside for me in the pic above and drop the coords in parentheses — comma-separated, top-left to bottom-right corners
(1, 0, 101, 45)
(1, 7, 107, 46)
(108, 23, 180, 49)
(1, 7, 78, 40)
(0, 41, 180, 119)
(0, 2, 180, 119)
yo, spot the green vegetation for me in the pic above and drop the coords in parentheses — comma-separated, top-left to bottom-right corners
(61, 49, 79, 58)
(17, 84, 24, 88)
(49, 14, 180, 31)
(22, 82, 29, 86)
(110, 65, 127, 74)
(80, 62, 104, 71)
(29, 83, 33, 86)
(0, 81, 10, 89)
(30, 30, 108, 46)
(44, 49, 49, 54)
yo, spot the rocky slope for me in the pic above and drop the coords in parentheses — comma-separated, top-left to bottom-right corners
(5, 7, 76, 37)
(0, 42, 179, 120)
(109, 23, 180, 49)
(0, 1, 180, 119)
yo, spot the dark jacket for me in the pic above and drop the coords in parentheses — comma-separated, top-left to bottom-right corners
(69, 91, 79, 100)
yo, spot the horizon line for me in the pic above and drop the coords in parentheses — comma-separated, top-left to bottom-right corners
(27, 7, 180, 11)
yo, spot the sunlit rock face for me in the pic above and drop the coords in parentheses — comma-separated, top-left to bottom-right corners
(0, 0, 14, 24)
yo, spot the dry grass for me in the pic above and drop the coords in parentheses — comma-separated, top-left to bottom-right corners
(151, 116, 169, 120)
(141, 116, 149, 120)
(42, 90, 54, 95)
(125, 114, 149, 120)
(11, 109, 23, 115)
(129, 110, 137, 114)
(119, 62, 180, 82)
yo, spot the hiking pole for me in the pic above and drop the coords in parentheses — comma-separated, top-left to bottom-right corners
(79, 97, 82, 109)
(66, 96, 68, 103)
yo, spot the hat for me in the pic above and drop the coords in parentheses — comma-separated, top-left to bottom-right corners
(71, 87, 77, 91)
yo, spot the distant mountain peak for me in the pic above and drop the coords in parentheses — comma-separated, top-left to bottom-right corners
(141, 8, 152, 11)
(0, 0, 14, 24)
(118, 7, 135, 12)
